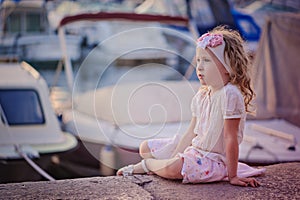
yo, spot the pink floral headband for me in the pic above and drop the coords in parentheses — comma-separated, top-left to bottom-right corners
(197, 33, 232, 75)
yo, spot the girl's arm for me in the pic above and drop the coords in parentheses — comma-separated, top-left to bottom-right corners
(170, 117, 197, 157)
(224, 118, 260, 187)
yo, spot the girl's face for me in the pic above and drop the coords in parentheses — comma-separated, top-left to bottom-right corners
(196, 48, 229, 88)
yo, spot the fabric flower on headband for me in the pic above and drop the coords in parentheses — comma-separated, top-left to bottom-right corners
(197, 33, 223, 49)
(196, 32, 233, 75)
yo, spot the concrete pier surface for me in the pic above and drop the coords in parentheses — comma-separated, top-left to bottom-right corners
(0, 162, 299, 199)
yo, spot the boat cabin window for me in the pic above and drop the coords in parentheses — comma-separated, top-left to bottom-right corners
(0, 89, 45, 125)
(5, 8, 46, 35)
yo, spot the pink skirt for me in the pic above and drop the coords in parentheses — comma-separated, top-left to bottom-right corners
(147, 136, 266, 184)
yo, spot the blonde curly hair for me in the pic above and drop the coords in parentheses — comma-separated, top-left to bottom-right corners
(209, 26, 255, 112)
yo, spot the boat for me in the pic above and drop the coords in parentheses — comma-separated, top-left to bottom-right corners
(0, 62, 78, 183)
(47, 0, 183, 68)
(0, 0, 83, 64)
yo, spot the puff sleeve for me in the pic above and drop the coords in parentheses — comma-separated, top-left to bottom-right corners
(222, 87, 245, 119)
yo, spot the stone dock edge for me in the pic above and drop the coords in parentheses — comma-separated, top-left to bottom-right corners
(0, 162, 299, 199)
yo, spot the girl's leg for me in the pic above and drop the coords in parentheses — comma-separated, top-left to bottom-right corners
(117, 156, 183, 180)
(140, 136, 179, 160)
(146, 157, 183, 179)
(139, 140, 154, 159)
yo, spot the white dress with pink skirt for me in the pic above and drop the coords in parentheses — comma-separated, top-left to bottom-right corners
(147, 83, 265, 183)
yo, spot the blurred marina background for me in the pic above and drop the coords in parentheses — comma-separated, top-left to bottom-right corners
(0, 0, 300, 183)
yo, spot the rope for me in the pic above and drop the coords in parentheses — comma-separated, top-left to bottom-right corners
(15, 145, 55, 181)
(0, 103, 55, 181)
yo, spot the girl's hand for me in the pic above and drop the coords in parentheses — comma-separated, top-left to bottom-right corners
(229, 176, 261, 187)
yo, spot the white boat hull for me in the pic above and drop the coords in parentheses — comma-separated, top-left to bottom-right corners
(64, 107, 300, 167)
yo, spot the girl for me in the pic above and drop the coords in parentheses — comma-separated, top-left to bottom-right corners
(116, 26, 265, 187)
